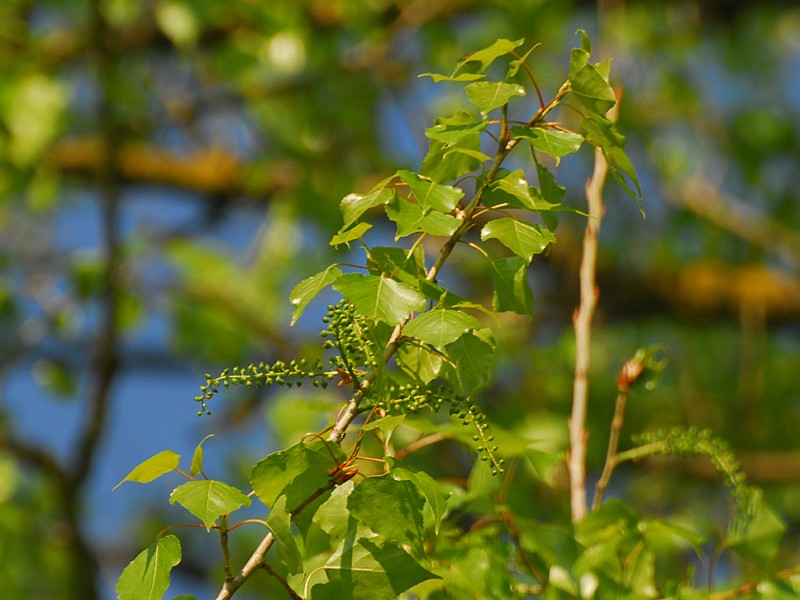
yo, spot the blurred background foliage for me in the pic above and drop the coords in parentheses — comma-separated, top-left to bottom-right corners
(0, 0, 799, 598)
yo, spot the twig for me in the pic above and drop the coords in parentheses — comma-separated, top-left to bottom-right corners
(568, 96, 618, 522)
(395, 432, 449, 460)
(261, 562, 303, 600)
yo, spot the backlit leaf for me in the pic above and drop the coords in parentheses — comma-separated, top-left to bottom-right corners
(465, 81, 526, 115)
(333, 273, 426, 326)
(266, 496, 303, 575)
(568, 30, 616, 116)
(447, 330, 496, 393)
(481, 218, 555, 262)
(455, 38, 525, 73)
(388, 458, 451, 534)
(289, 266, 343, 326)
(117, 535, 181, 600)
(189, 434, 214, 477)
(403, 308, 480, 350)
(113, 450, 180, 490)
(386, 196, 461, 240)
(511, 126, 583, 164)
(396, 170, 464, 212)
(340, 187, 394, 230)
(169, 480, 251, 531)
(330, 222, 372, 248)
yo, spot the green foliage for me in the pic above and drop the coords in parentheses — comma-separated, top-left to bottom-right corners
(111, 33, 793, 600)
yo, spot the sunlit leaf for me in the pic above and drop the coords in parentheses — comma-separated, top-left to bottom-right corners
(169, 480, 251, 531)
(396, 170, 464, 212)
(340, 187, 394, 230)
(190, 434, 214, 476)
(511, 126, 583, 164)
(425, 113, 487, 147)
(465, 81, 526, 115)
(481, 218, 555, 262)
(333, 273, 426, 326)
(455, 38, 525, 73)
(403, 308, 480, 350)
(323, 538, 440, 600)
(568, 30, 616, 116)
(386, 196, 461, 240)
(330, 222, 372, 247)
(581, 113, 643, 207)
(289, 266, 343, 325)
(117, 535, 181, 600)
(396, 343, 444, 384)
(313, 480, 357, 539)
(387, 459, 451, 534)
(113, 450, 180, 490)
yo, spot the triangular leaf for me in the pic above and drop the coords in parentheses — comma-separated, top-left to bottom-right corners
(481, 217, 555, 262)
(386, 196, 461, 240)
(395, 343, 444, 384)
(387, 458, 451, 534)
(340, 187, 394, 231)
(289, 266, 343, 326)
(490, 256, 533, 315)
(333, 273, 426, 326)
(425, 113, 487, 147)
(117, 535, 181, 600)
(568, 30, 616, 116)
(422, 111, 483, 183)
(465, 81, 526, 115)
(454, 38, 525, 74)
(313, 480, 357, 539)
(330, 222, 372, 248)
(169, 480, 251, 531)
(581, 113, 643, 207)
(114, 450, 180, 490)
(511, 126, 583, 164)
(403, 308, 480, 350)
(396, 170, 464, 212)
(486, 169, 536, 210)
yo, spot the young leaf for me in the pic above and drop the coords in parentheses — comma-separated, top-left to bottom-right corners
(455, 38, 525, 74)
(266, 495, 303, 575)
(511, 126, 583, 164)
(322, 538, 440, 600)
(169, 480, 251, 531)
(425, 113, 487, 147)
(330, 222, 372, 248)
(189, 434, 214, 477)
(289, 266, 343, 326)
(421, 112, 484, 183)
(490, 256, 533, 315)
(348, 475, 426, 554)
(568, 30, 616, 116)
(418, 72, 484, 83)
(333, 273, 426, 326)
(581, 113, 643, 205)
(465, 81, 526, 115)
(446, 330, 496, 393)
(396, 170, 464, 213)
(340, 187, 394, 231)
(385, 196, 461, 240)
(117, 535, 181, 600)
(403, 308, 480, 350)
(486, 169, 537, 210)
(113, 450, 180, 490)
(481, 217, 555, 262)
(250, 441, 340, 510)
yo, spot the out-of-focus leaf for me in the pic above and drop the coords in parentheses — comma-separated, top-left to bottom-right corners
(114, 450, 180, 490)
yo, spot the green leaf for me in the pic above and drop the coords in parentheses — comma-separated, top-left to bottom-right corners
(487, 169, 536, 210)
(250, 441, 341, 510)
(348, 475, 427, 553)
(113, 450, 180, 490)
(490, 256, 533, 315)
(508, 44, 539, 77)
(418, 72, 485, 83)
(403, 308, 480, 350)
(169, 480, 251, 531)
(465, 81, 525, 115)
(117, 535, 181, 600)
(455, 38, 525, 74)
(330, 222, 372, 248)
(333, 273, 426, 326)
(568, 30, 616, 116)
(396, 170, 464, 212)
(340, 187, 394, 230)
(322, 538, 439, 600)
(446, 330, 496, 393)
(511, 126, 583, 164)
(396, 343, 444, 384)
(367, 246, 425, 284)
(189, 434, 214, 477)
(313, 480, 357, 539)
(421, 112, 484, 183)
(266, 496, 303, 575)
(581, 113, 643, 206)
(385, 196, 461, 240)
(535, 162, 567, 206)
(289, 266, 343, 326)
(387, 458, 451, 534)
(425, 113, 487, 147)
(481, 218, 555, 262)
